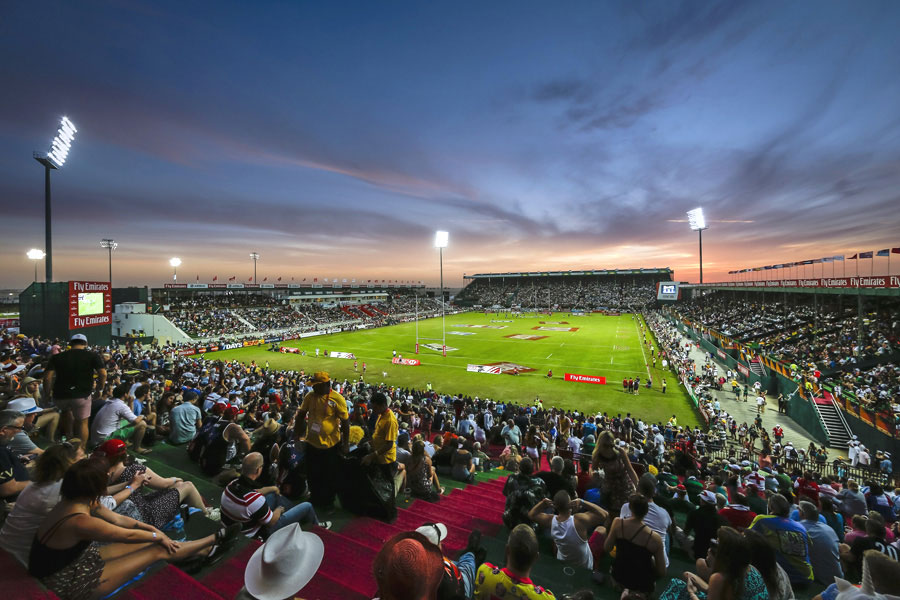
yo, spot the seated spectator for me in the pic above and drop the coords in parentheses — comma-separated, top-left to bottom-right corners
(820, 497, 844, 543)
(814, 549, 900, 600)
(718, 494, 757, 530)
(235, 523, 324, 600)
(4, 397, 48, 457)
(538, 456, 576, 499)
(0, 409, 31, 502)
(749, 493, 814, 584)
(840, 512, 899, 580)
(660, 526, 768, 600)
(373, 531, 444, 600)
(198, 406, 252, 477)
(0, 441, 83, 565)
(169, 391, 202, 445)
(798, 500, 842, 585)
(866, 483, 895, 524)
(605, 493, 667, 597)
(744, 529, 794, 600)
(576, 456, 593, 498)
(621, 473, 673, 568)
(474, 524, 554, 599)
(835, 480, 867, 523)
(416, 523, 486, 599)
(277, 417, 308, 500)
(28, 458, 240, 600)
(450, 440, 476, 483)
(502, 457, 549, 529)
(686, 490, 728, 561)
(406, 439, 443, 500)
(528, 490, 607, 582)
(89, 383, 151, 454)
(95, 438, 210, 528)
(472, 441, 490, 472)
(221, 452, 330, 538)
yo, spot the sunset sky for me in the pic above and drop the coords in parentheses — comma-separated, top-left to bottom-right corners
(2, 1, 899, 289)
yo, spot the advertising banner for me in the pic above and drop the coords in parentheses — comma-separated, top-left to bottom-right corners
(328, 351, 356, 359)
(697, 276, 900, 289)
(391, 357, 421, 366)
(222, 342, 243, 350)
(716, 349, 727, 360)
(467, 364, 501, 374)
(68, 281, 112, 330)
(423, 343, 458, 352)
(179, 348, 196, 356)
(564, 373, 607, 385)
(280, 347, 301, 354)
(737, 363, 750, 377)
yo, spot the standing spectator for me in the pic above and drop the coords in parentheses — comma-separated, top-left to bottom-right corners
(297, 372, 349, 509)
(686, 490, 728, 561)
(43, 334, 107, 448)
(502, 457, 549, 529)
(592, 430, 639, 515)
(361, 392, 399, 480)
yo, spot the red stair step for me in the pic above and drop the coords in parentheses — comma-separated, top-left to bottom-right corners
(315, 529, 379, 597)
(200, 540, 261, 598)
(0, 549, 60, 599)
(127, 564, 224, 600)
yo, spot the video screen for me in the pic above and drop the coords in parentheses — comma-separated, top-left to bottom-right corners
(77, 292, 105, 316)
(661, 284, 676, 294)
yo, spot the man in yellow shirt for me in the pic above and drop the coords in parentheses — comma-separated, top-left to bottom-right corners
(474, 524, 555, 599)
(362, 392, 399, 486)
(298, 371, 349, 508)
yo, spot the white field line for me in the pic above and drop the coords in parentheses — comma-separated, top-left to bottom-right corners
(635, 314, 651, 379)
(546, 353, 553, 359)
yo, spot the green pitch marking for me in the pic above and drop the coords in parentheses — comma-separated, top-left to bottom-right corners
(201, 312, 699, 426)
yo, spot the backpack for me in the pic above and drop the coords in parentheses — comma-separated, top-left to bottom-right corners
(187, 416, 221, 463)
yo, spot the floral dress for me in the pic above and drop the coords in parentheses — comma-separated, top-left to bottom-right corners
(112, 464, 179, 529)
(595, 449, 636, 514)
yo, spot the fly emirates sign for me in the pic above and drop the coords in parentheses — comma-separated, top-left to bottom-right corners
(68, 281, 112, 329)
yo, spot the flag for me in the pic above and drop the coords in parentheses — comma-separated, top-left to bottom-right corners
(302, 278, 306, 281)
(877, 249, 890, 257)
(313, 277, 317, 282)
(848, 254, 857, 260)
(893, 248, 900, 254)
(822, 257, 833, 262)
(196, 275, 199, 281)
(277, 277, 282, 281)
(213, 275, 218, 281)
(833, 255, 844, 261)
(229, 276, 236, 281)
(859, 251, 873, 259)
(249, 277, 253, 282)
(811, 258, 823, 264)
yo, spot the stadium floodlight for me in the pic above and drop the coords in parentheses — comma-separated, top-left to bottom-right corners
(27, 249, 46, 283)
(33, 116, 77, 282)
(101, 239, 117, 285)
(169, 257, 182, 281)
(686, 208, 709, 283)
(249, 252, 260, 283)
(434, 231, 449, 355)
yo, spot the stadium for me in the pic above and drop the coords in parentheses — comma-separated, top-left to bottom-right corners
(3, 4, 900, 600)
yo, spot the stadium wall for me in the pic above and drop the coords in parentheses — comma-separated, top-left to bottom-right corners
(112, 311, 191, 345)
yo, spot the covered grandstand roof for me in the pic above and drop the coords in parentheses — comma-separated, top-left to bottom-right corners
(463, 267, 673, 279)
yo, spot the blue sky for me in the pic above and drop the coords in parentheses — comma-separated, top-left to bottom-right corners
(2, 1, 899, 287)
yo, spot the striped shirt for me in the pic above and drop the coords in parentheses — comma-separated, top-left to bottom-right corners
(220, 476, 273, 537)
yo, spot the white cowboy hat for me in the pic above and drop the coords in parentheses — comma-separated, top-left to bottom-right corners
(244, 524, 324, 600)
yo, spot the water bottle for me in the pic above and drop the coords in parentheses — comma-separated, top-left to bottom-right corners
(169, 513, 186, 541)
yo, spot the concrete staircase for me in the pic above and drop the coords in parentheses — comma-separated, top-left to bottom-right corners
(814, 391, 852, 449)
(230, 310, 258, 331)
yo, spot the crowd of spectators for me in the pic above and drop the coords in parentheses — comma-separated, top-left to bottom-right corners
(5, 307, 900, 598)
(458, 277, 659, 311)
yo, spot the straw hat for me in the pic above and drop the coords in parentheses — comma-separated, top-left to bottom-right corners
(244, 524, 324, 600)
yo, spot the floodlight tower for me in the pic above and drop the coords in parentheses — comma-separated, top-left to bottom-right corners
(434, 231, 449, 356)
(27, 249, 45, 282)
(170, 257, 182, 282)
(687, 208, 709, 283)
(101, 239, 117, 285)
(33, 116, 77, 282)
(249, 252, 259, 283)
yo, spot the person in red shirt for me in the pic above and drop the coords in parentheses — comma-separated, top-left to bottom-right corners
(623, 378, 628, 393)
(718, 494, 756, 529)
(796, 471, 820, 506)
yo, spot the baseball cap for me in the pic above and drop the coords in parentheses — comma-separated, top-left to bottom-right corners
(415, 522, 448, 547)
(224, 406, 239, 419)
(70, 334, 88, 343)
(94, 438, 127, 458)
(309, 372, 331, 385)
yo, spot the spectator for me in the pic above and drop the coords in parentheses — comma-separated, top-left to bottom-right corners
(373, 531, 445, 600)
(820, 497, 844, 543)
(406, 438, 443, 500)
(798, 501, 842, 585)
(28, 458, 240, 600)
(841, 512, 899, 580)
(416, 523, 485, 599)
(749, 493, 814, 584)
(43, 334, 106, 449)
(0, 410, 30, 502)
(621, 473, 672, 568)
(501, 419, 521, 447)
(718, 494, 757, 530)
(3, 397, 46, 458)
(221, 452, 330, 537)
(605, 493, 667, 597)
(686, 490, 728, 561)
(502, 457, 549, 529)
(277, 416, 308, 500)
(528, 490, 607, 582)
(474, 524, 554, 600)
(0, 441, 83, 565)
(236, 523, 324, 600)
(361, 392, 398, 480)
(297, 372, 349, 509)
(591, 430, 639, 515)
(744, 529, 794, 600)
(169, 391, 203, 445)
(835, 480, 867, 523)
(89, 383, 152, 454)
(538, 456, 576, 499)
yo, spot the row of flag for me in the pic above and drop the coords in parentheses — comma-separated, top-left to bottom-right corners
(193, 276, 425, 284)
(728, 248, 899, 275)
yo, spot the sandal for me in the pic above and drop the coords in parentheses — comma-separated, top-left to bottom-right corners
(135, 448, 153, 455)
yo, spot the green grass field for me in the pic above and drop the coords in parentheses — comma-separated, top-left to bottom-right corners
(201, 311, 699, 426)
